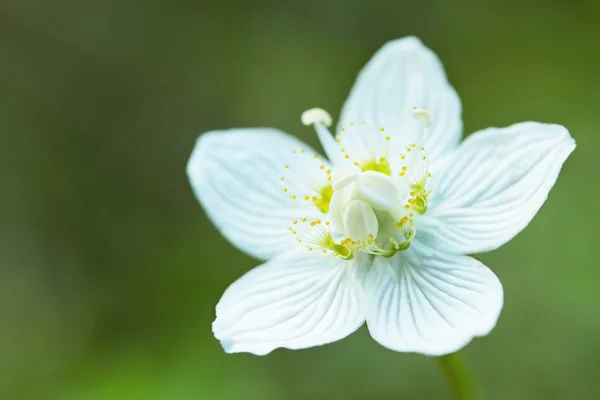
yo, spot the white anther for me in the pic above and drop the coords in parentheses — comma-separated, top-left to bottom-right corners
(329, 183, 358, 234)
(301, 108, 333, 127)
(412, 108, 431, 129)
(343, 199, 378, 241)
(356, 171, 400, 211)
(331, 165, 362, 191)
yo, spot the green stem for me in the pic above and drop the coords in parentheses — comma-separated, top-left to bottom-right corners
(437, 352, 482, 400)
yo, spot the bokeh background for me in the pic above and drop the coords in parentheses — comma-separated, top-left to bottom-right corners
(1, 0, 599, 398)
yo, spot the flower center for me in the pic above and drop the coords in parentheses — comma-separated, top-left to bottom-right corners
(286, 107, 433, 259)
(361, 158, 392, 176)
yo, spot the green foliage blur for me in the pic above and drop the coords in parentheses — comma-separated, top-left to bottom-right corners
(1, 0, 598, 398)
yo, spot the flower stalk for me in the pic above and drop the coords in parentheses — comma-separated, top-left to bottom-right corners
(438, 352, 482, 400)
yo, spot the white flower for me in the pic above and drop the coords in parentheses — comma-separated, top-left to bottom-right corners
(187, 37, 575, 356)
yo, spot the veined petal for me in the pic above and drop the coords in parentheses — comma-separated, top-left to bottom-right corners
(365, 243, 503, 356)
(339, 37, 462, 172)
(421, 122, 576, 255)
(213, 249, 367, 355)
(187, 128, 329, 260)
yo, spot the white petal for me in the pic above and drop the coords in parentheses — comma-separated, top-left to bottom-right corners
(213, 249, 367, 355)
(365, 243, 503, 356)
(356, 171, 399, 210)
(343, 199, 378, 240)
(187, 128, 329, 260)
(421, 122, 575, 255)
(339, 37, 462, 171)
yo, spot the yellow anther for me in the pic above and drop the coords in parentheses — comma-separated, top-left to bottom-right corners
(379, 126, 385, 132)
(379, 157, 386, 163)
(312, 154, 318, 159)
(301, 218, 307, 222)
(402, 166, 407, 171)
(280, 177, 284, 181)
(290, 195, 297, 199)
(304, 195, 310, 200)
(340, 124, 345, 132)
(341, 147, 346, 152)
(335, 135, 342, 142)
(410, 191, 416, 196)
(345, 154, 350, 159)
(399, 172, 405, 176)
(320, 164, 325, 170)
(283, 188, 288, 193)
(400, 154, 406, 160)
(284, 164, 289, 169)
(300, 148, 305, 153)
(385, 135, 390, 141)
(354, 161, 360, 166)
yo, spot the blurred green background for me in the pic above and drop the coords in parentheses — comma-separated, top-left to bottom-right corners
(1, 0, 598, 399)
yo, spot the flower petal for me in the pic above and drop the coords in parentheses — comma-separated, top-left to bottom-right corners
(187, 128, 329, 260)
(339, 37, 462, 172)
(365, 243, 503, 356)
(420, 122, 575, 255)
(213, 249, 367, 355)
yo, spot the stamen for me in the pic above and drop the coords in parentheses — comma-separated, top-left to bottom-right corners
(289, 217, 352, 259)
(330, 165, 362, 191)
(301, 108, 333, 127)
(412, 108, 431, 129)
